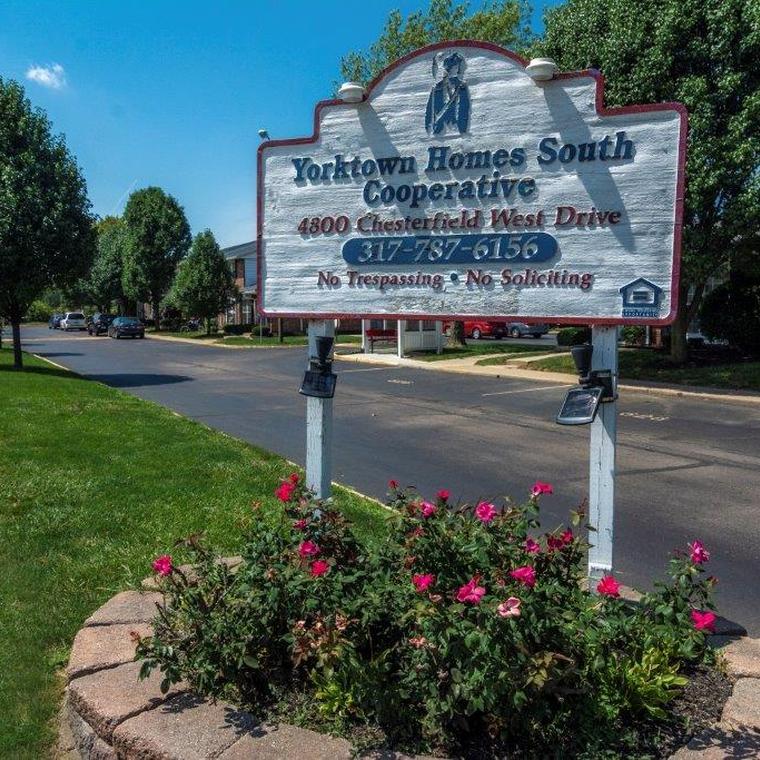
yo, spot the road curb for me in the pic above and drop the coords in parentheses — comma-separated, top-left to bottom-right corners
(334, 352, 760, 406)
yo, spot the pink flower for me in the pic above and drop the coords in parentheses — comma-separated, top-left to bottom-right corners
(152, 554, 173, 577)
(510, 566, 536, 588)
(689, 540, 710, 565)
(497, 596, 521, 618)
(456, 576, 486, 604)
(420, 501, 437, 518)
(412, 573, 436, 592)
(596, 574, 621, 597)
(547, 535, 564, 551)
(524, 538, 541, 554)
(275, 481, 296, 502)
(298, 540, 320, 557)
(388, 479, 399, 490)
(691, 609, 716, 632)
(437, 489, 450, 501)
(310, 559, 329, 577)
(288, 472, 300, 484)
(408, 636, 428, 648)
(531, 481, 553, 498)
(561, 529, 574, 544)
(293, 518, 309, 531)
(474, 501, 497, 523)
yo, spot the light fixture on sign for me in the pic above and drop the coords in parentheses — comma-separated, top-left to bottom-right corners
(556, 344, 616, 425)
(526, 58, 558, 82)
(299, 336, 337, 399)
(337, 82, 365, 103)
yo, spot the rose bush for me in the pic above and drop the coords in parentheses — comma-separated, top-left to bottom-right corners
(137, 476, 718, 756)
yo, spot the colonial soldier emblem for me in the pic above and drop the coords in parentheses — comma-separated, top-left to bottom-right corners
(425, 51, 470, 135)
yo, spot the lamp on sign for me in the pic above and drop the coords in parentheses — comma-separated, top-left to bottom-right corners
(556, 344, 616, 425)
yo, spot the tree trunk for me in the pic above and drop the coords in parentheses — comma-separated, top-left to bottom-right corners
(153, 298, 161, 331)
(447, 320, 467, 347)
(206, 317, 212, 335)
(11, 320, 22, 369)
(278, 317, 284, 344)
(669, 281, 706, 363)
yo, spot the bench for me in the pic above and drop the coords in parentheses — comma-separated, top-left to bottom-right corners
(365, 328, 397, 352)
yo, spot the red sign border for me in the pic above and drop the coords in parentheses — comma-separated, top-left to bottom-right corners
(257, 40, 687, 326)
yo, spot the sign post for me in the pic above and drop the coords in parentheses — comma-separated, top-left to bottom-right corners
(257, 41, 686, 581)
(588, 325, 618, 584)
(305, 319, 335, 499)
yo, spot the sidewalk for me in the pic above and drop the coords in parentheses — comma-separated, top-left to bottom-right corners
(335, 349, 760, 406)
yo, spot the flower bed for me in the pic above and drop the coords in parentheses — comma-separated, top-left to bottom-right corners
(136, 477, 730, 757)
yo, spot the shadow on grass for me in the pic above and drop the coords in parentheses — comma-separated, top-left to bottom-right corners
(86, 373, 193, 388)
(0, 363, 74, 380)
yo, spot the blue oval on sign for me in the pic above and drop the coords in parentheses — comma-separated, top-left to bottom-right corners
(342, 232, 557, 266)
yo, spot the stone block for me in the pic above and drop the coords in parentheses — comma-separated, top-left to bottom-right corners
(90, 736, 117, 760)
(669, 723, 760, 758)
(113, 692, 257, 759)
(68, 660, 187, 742)
(67, 702, 97, 757)
(84, 591, 164, 627)
(722, 678, 760, 729)
(219, 724, 353, 760)
(711, 636, 760, 678)
(67, 623, 152, 680)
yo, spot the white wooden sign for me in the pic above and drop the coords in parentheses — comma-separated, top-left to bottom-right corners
(257, 41, 686, 325)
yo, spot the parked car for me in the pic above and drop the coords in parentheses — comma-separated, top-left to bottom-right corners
(48, 313, 64, 329)
(108, 317, 145, 339)
(60, 312, 87, 331)
(88, 313, 115, 336)
(442, 320, 505, 340)
(505, 322, 549, 339)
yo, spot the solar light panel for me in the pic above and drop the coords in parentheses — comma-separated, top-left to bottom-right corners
(556, 386, 603, 425)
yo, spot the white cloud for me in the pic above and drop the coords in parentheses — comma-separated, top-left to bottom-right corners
(25, 63, 66, 90)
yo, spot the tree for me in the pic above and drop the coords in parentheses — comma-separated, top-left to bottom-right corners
(170, 230, 236, 334)
(87, 216, 128, 312)
(340, 0, 531, 85)
(0, 78, 95, 368)
(537, 0, 760, 362)
(122, 187, 191, 331)
(340, 0, 530, 346)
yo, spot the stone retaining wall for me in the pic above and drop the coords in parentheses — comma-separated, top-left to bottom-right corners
(58, 586, 760, 759)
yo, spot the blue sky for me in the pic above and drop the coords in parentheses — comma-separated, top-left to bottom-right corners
(0, 1, 556, 248)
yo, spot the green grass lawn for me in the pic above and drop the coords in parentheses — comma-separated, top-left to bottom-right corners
(410, 342, 557, 362)
(525, 349, 760, 391)
(0, 348, 388, 758)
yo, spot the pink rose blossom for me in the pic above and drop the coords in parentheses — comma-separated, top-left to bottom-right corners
(531, 481, 553, 498)
(689, 540, 710, 565)
(420, 501, 437, 518)
(293, 519, 309, 531)
(437, 489, 450, 501)
(691, 609, 716, 632)
(596, 574, 621, 598)
(474, 501, 497, 523)
(547, 535, 564, 551)
(524, 538, 541, 554)
(412, 573, 436, 592)
(456, 576, 486, 604)
(288, 473, 300, 484)
(510, 566, 536, 588)
(310, 559, 329, 577)
(152, 554, 173, 577)
(275, 481, 296, 502)
(561, 529, 574, 544)
(388, 479, 399, 490)
(497, 596, 521, 618)
(408, 636, 428, 648)
(298, 540, 320, 557)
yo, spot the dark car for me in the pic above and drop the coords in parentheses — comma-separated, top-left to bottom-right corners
(108, 317, 145, 339)
(48, 313, 64, 329)
(88, 313, 115, 336)
(505, 322, 549, 339)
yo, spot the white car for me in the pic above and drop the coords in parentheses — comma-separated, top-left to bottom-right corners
(60, 312, 87, 331)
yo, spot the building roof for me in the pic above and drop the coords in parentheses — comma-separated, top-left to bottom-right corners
(222, 240, 257, 261)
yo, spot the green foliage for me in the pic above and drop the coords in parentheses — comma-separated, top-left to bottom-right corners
(85, 216, 128, 311)
(139, 480, 716, 756)
(24, 300, 53, 322)
(537, 0, 760, 357)
(0, 77, 95, 366)
(170, 230, 236, 333)
(339, 0, 531, 86)
(556, 326, 591, 346)
(621, 326, 645, 346)
(122, 187, 191, 328)
(700, 280, 760, 356)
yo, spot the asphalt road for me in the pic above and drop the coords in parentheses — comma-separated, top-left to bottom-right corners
(18, 326, 760, 634)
